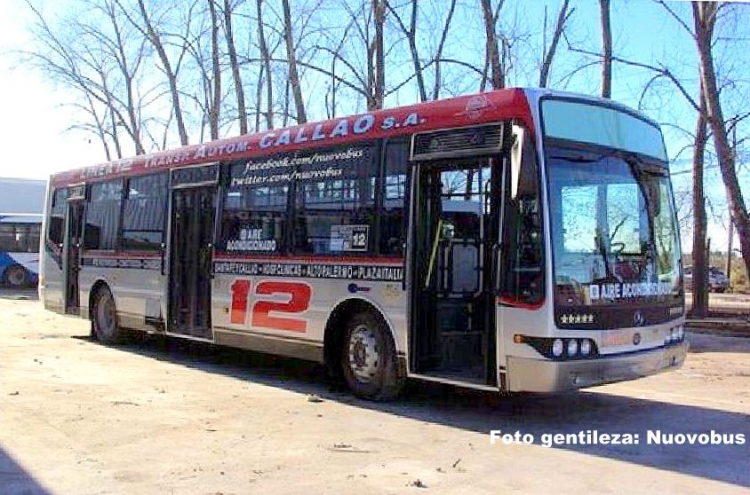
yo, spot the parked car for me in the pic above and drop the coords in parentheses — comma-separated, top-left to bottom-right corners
(684, 266, 730, 292)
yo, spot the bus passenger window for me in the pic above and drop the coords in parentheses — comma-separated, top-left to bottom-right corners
(380, 139, 409, 256)
(219, 178, 288, 255)
(293, 145, 378, 256)
(84, 180, 123, 250)
(122, 173, 168, 251)
(48, 188, 68, 246)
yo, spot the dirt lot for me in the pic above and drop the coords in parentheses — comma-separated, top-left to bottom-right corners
(1, 292, 749, 494)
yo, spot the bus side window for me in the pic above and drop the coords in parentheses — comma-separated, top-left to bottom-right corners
(84, 180, 123, 250)
(380, 139, 409, 256)
(500, 128, 544, 304)
(48, 188, 68, 246)
(122, 173, 168, 251)
(293, 145, 378, 256)
(220, 162, 288, 255)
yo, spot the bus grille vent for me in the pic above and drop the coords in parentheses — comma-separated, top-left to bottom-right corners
(411, 125, 503, 161)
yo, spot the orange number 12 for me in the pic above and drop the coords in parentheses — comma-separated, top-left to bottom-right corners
(230, 280, 311, 333)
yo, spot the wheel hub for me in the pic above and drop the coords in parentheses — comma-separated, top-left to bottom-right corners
(348, 325, 380, 383)
(97, 294, 116, 338)
(6, 267, 26, 286)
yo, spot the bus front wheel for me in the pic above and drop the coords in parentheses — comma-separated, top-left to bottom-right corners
(92, 286, 126, 345)
(4, 265, 28, 287)
(341, 311, 404, 401)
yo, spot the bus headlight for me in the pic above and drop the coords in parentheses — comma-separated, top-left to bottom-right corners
(567, 339, 579, 356)
(677, 325, 685, 341)
(516, 335, 598, 360)
(580, 339, 592, 356)
(671, 327, 679, 342)
(552, 339, 564, 357)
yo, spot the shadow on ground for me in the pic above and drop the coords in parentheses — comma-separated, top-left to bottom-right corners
(686, 332, 750, 354)
(0, 446, 53, 495)
(74, 332, 750, 489)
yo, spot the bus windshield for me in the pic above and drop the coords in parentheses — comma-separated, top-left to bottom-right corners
(542, 99, 681, 319)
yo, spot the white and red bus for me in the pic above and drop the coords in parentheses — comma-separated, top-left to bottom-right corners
(40, 88, 688, 399)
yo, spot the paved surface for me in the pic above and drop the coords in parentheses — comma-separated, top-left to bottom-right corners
(685, 292, 750, 336)
(1, 295, 749, 494)
(685, 292, 750, 314)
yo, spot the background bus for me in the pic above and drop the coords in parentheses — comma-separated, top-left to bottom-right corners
(40, 88, 687, 400)
(0, 178, 46, 287)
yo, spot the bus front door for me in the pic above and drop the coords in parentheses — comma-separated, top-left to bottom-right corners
(408, 160, 498, 386)
(167, 186, 216, 339)
(64, 199, 84, 314)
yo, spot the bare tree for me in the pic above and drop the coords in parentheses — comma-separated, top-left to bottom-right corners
(480, 0, 504, 90)
(599, 0, 612, 97)
(95, 0, 147, 154)
(281, 0, 307, 123)
(223, 0, 247, 134)
(207, 0, 222, 140)
(256, 0, 274, 130)
(539, 0, 571, 88)
(131, 0, 189, 145)
(691, 84, 709, 316)
(431, 0, 458, 100)
(22, 0, 148, 156)
(370, 0, 386, 110)
(693, 1, 750, 282)
(386, 0, 426, 102)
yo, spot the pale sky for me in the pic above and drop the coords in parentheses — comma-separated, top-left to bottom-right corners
(0, 0, 745, 253)
(0, 1, 106, 177)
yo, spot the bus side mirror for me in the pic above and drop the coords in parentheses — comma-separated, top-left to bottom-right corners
(510, 125, 524, 200)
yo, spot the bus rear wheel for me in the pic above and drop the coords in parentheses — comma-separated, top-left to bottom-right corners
(92, 286, 126, 345)
(341, 311, 404, 401)
(4, 265, 28, 287)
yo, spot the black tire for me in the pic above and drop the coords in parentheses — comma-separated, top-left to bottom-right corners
(92, 286, 127, 345)
(4, 265, 28, 287)
(341, 311, 404, 401)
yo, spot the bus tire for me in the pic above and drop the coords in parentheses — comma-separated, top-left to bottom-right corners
(92, 286, 126, 345)
(4, 265, 28, 287)
(341, 311, 404, 401)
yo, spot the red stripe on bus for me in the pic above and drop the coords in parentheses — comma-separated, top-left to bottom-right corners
(51, 88, 533, 187)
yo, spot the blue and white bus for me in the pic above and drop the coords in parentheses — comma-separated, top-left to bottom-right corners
(0, 178, 46, 287)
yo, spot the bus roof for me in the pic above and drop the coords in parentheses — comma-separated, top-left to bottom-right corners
(0, 178, 46, 220)
(51, 88, 534, 188)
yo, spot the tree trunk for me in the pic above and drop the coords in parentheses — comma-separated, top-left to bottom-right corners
(136, 0, 189, 145)
(432, 0, 457, 100)
(480, 0, 504, 90)
(208, 0, 221, 140)
(370, 0, 386, 110)
(386, 0, 426, 101)
(223, 0, 247, 135)
(539, 0, 570, 88)
(600, 0, 612, 98)
(256, 0, 274, 129)
(693, 2, 750, 283)
(281, 0, 307, 123)
(106, 0, 144, 154)
(691, 85, 709, 317)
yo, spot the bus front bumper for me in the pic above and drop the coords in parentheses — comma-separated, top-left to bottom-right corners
(505, 341, 689, 392)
